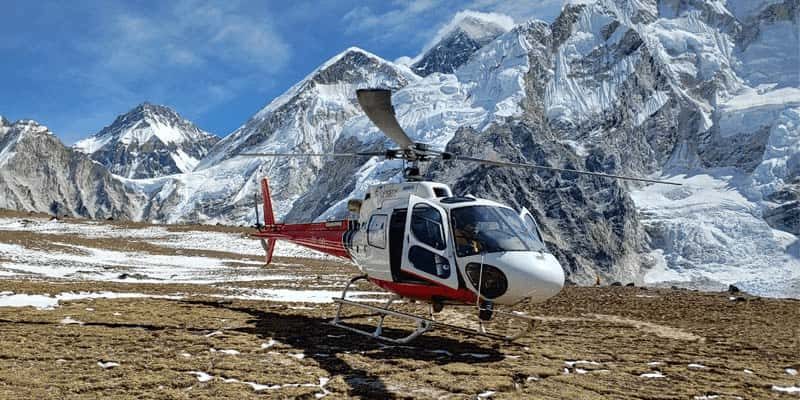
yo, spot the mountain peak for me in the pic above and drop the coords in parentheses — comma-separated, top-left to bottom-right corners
(73, 104, 218, 178)
(411, 10, 514, 76)
(82, 103, 213, 149)
(320, 47, 384, 69)
(0, 118, 53, 167)
(128, 102, 183, 121)
(242, 46, 417, 127)
(13, 119, 50, 134)
(446, 11, 515, 41)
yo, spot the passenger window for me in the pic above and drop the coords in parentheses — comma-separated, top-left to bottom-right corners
(367, 214, 387, 249)
(410, 204, 446, 250)
(409, 246, 451, 278)
(433, 187, 450, 198)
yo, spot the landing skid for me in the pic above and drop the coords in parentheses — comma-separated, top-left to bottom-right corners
(329, 275, 535, 344)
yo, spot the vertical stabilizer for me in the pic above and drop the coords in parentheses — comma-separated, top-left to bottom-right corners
(261, 178, 275, 226)
(260, 178, 276, 264)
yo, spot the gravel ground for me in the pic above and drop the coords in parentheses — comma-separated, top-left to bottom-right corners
(0, 211, 798, 399)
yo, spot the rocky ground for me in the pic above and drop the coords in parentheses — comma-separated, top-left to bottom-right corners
(0, 211, 798, 399)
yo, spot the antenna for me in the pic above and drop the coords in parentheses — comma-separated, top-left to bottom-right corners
(254, 192, 262, 230)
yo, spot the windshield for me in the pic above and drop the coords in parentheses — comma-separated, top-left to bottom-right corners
(451, 205, 545, 257)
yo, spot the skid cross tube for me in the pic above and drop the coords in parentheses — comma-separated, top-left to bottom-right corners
(328, 275, 537, 344)
(330, 299, 434, 344)
(330, 275, 433, 344)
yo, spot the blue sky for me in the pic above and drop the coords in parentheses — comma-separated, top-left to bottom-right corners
(0, 0, 563, 144)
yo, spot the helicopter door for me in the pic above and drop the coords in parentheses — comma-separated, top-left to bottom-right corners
(520, 207, 544, 244)
(402, 195, 459, 289)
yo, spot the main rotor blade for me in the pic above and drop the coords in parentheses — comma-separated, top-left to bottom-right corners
(356, 89, 415, 150)
(239, 152, 384, 158)
(453, 155, 681, 186)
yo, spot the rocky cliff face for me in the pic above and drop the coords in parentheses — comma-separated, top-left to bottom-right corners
(74, 103, 218, 179)
(0, 119, 144, 219)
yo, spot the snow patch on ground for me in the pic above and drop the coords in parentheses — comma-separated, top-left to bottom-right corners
(215, 288, 389, 304)
(0, 217, 342, 285)
(0, 291, 183, 310)
(772, 385, 800, 394)
(0, 217, 331, 260)
(210, 348, 240, 356)
(60, 317, 84, 325)
(97, 361, 120, 369)
(186, 370, 331, 396)
(0, 241, 296, 284)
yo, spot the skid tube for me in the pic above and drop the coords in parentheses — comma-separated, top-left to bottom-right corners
(329, 275, 536, 344)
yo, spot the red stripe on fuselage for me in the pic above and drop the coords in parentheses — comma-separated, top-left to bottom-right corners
(369, 277, 477, 304)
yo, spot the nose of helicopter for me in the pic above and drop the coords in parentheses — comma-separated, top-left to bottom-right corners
(489, 251, 565, 304)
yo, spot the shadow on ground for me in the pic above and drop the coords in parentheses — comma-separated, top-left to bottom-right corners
(184, 299, 504, 398)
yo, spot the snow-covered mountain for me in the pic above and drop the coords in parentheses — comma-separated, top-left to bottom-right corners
(0, 118, 144, 218)
(1, 0, 798, 296)
(74, 103, 218, 179)
(287, 0, 800, 295)
(409, 11, 515, 76)
(287, 20, 541, 223)
(129, 48, 418, 223)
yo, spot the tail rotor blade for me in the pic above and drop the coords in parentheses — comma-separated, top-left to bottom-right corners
(452, 155, 681, 186)
(356, 89, 415, 150)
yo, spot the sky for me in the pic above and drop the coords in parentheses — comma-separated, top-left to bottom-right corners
(0, 0, 563, 144)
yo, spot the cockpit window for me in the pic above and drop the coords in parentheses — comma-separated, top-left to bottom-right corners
(451, 206, 545, 257)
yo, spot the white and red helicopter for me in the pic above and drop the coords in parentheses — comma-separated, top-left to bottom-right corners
(243, 89, 678, 343)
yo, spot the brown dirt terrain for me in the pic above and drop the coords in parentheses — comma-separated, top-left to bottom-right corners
(0, 210, 798, 399)
(1, 283, 798, 399)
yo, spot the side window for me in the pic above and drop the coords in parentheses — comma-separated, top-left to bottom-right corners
(367, 214, 387, 249)
(410, 204, 446, 250)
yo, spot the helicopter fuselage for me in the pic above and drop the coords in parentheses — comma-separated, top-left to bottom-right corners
(254, 178, 565, 307)
(345, 181, 564, 306)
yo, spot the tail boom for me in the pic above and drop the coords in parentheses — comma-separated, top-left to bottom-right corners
(253, 220, 353, 260)
(253, 178, 352, 263)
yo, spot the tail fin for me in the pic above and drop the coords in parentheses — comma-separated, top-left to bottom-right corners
(260, 178, 276, 265)
(261, 178, 275, 226)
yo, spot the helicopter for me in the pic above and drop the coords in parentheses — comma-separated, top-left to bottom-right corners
(242, 89, 679, 344)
